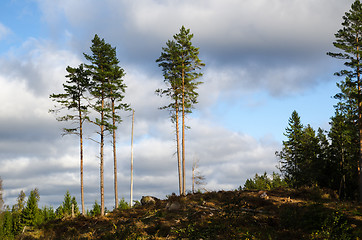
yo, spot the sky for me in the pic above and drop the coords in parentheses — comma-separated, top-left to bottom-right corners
(0, 0, 355, 210)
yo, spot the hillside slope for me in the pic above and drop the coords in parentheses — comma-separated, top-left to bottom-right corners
(20, 188, 362, 239)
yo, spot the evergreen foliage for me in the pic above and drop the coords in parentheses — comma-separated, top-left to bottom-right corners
(1, 210, 13, 239)
(90, 201, 101, 217)
(41, 206, 56, 222)
(56, 191, 79, 217)
(277, 109, 359, 199)
(49, 64, 90, 133)
(118, 197, 130, 210)
(311, 211, 354, 240)
(243, 172, 288, 191)
(11, 190, 26, 235)
(328, 0, 362, 201)
(21, 189, 41, 227)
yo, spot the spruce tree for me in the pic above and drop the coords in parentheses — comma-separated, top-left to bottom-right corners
(12, 190, 26, 234)
(62, 190, 72, 216)
(315, 128, 331, 187)
(328, 0, 362, 201)
(300, 124, 320, 185)
(156, 26, 204, 195)
(1, 210, 13, 239)
(276, 111, 304, 187)
(21, 189, 40, 227)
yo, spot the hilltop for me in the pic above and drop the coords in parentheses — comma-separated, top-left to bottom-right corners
(19, 187, 362, 239)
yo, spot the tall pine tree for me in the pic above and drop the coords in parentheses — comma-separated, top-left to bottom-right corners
(50, 64, 90, 214)
(84, 35, 112, 216)
(105, 64, 129, 209)
(156, 39, 183, 195)
(327, 0, 362, 201)
(156, 26, 204, 195)
(84, 34, 127, 213)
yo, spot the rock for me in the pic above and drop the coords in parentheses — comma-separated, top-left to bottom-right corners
(141, 196, 158, 205)
(259, 191, 269, 200)
(166, 201, 181, 211)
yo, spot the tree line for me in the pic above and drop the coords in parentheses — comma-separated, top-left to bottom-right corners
(277, 0, 362, 201)
(0, 187, 127, 239)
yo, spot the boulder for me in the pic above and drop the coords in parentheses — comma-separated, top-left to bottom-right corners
(141, 196, 158, 205)
(166, 201, 181, 211)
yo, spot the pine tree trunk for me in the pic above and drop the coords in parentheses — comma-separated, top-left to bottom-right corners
(175, 99, 182, 195)
(130, 110, 134, 207)
(112, 99, 118, 209)
(78, 103, 85, 215)
(100, 94, 105, 216)
(181, 66, 186, 196)
(358, 93, 362, 202)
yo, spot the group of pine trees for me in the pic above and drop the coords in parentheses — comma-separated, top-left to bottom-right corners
(277, 0, 362, 201)
(0, 26, 204, 239)
(48, 26, 204, 216)
(49, 34, 129, 216)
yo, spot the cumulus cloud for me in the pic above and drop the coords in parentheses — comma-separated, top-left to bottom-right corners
(34, 0, 351, 95)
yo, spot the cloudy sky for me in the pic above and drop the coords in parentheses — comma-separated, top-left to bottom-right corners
(0, 0, 354, 209)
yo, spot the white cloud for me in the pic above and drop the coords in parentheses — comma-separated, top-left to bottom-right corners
(0, 22, 11, 40)
(33, 0, 351, 96)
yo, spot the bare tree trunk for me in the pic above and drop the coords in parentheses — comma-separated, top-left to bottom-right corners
(78, 103, 85, 215)
(100, 94, 105, 216)
(112, 99, 118, 209)
(175, 99, 182, 195)
(130, 110, 134, 207)
(181, 66, 186, 196)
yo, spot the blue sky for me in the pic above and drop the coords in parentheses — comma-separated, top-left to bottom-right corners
(0, 0, 354, 210)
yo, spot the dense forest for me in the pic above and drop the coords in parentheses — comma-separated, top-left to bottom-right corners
(1, 0, 362, 239)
